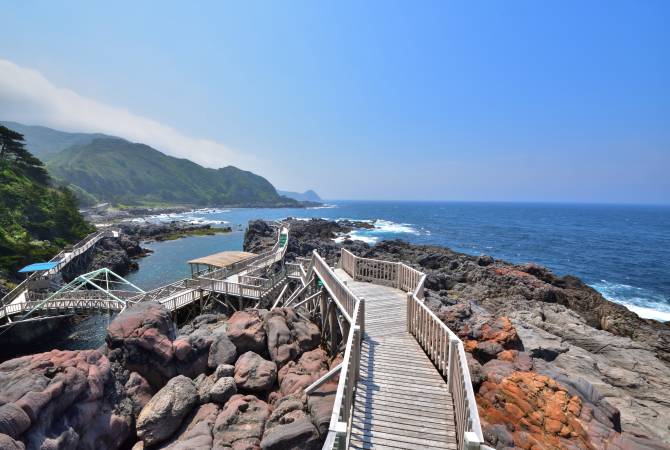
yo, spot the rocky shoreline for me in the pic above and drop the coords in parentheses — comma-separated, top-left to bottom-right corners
(248, 218, 670, 448)
(0, 302, 337, 450)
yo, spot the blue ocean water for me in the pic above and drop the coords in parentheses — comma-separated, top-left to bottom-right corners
(124, 201, 670, 322)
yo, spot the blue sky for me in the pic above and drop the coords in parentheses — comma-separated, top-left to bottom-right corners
(0, 1, 668, 203)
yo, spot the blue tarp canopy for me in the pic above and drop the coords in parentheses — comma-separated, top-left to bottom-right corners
(18, 262, 60, 273)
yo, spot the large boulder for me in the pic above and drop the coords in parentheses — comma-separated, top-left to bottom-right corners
(0, 349, 132, 450)
(234, 352, 277, 392)
(209, 377, 237, 405)
(173, 328, 213, 379)
(264, 308, 320, 367)
(261, 396, 320, 450)
(136, 375, 198, 447)
(106, 302, 177, 388)
(212, 394, 271, 449)
(277, 348, 330, 397)
(226, 310, 267, 355)
(125, 372, 153, 418)
(158, 403, 221, 450)
(207, 327, 237, 369)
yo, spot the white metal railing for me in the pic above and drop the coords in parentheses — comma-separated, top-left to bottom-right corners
(313, 251, 358, 322)
(1, 228, 117, 307)
(339, 248, 486, 450)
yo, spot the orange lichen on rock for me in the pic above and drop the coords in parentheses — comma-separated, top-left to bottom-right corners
(477, 371, 592, 450)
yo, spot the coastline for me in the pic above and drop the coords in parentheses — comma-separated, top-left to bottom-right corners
(120, 203, 670, 323)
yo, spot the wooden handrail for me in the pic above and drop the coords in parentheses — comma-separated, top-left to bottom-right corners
(339, 247, 485, 449)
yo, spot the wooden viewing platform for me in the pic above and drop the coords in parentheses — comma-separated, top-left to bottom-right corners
(335, 269, 457, 449)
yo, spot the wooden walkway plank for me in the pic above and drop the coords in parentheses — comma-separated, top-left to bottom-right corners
(334, 268, 457, 450)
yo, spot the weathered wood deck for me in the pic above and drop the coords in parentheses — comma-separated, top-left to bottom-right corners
(335, 269, 457, 449)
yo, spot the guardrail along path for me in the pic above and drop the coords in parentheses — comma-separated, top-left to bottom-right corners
(335, 269, 457, 450)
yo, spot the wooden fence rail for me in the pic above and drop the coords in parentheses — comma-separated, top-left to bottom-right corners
(339, 247, 487, 450)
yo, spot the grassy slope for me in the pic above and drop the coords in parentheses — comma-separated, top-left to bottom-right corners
(46, 138, 298, 207)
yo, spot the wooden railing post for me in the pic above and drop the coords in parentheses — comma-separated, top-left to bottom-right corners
(358, 297, 365, 337)
(448, 338, 458, 392)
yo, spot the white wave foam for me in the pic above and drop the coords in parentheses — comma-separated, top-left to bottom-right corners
(332, 231, 379, 245)
(620, 304, 670, 322)
(307, 204, 337, 209)
(591, 280, 670, 322)
(371, 219, 419, 234)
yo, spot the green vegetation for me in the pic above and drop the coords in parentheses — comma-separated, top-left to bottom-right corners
(0, 125, 94, 279)
(46, 137, 301, 207)
(159, 226, 233, 241)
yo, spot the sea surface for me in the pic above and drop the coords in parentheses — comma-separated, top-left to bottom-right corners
(124, 201, 670, 322)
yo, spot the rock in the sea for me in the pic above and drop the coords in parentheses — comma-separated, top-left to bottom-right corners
(212, 394, 271, 449)
(106, 302, 177, 388)
(0, 349, 132, 450)
(209, 377, 237, 405)
(207, 326, 237, 369)
(234, 351, 277, 392)
(261, 396, 320, 450)
(226, 310, 267, 355)
(136, 375, 198, 446)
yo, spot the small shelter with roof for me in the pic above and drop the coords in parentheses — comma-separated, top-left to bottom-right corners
(188, 251, 257, 277)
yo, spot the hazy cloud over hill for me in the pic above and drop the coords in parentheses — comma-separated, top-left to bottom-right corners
(0, 59, 259, 171)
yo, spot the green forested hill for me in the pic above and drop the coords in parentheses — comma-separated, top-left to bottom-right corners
(46, 137, 298, 207)
(0, 125, 94, 279)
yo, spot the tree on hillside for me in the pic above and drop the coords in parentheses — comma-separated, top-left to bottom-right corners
(0, 125, 49, 182)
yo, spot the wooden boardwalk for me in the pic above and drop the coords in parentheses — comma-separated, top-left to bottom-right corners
(335, 269, 457, 449)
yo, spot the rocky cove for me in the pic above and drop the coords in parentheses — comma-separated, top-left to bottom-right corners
(1, 218, 669, 449)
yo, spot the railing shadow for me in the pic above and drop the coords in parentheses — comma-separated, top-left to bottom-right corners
(350, 331, 378, 446)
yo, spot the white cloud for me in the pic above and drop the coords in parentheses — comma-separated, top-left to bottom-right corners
(0, 58, 260, 170)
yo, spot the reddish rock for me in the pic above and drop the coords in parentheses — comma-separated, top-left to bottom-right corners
(106, 302, 177, 388)
(226, 310, 267, 355)
(234, 351, 277, 392)
(264, 309, 300, 366)
(0, 349, 131, 450)
(125, 372, 153, 418)
(159, 403, 221, 450)
(212, 394, 271, 449)
(277, 348, 330, 397)
(477, 371, 667, 450)
(260, 396, 320, 450)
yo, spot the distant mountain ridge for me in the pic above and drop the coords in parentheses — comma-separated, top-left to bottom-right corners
(0, 121, 109, 160)
(3, 122, 301, 208)
(278, 189, 323, 203)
